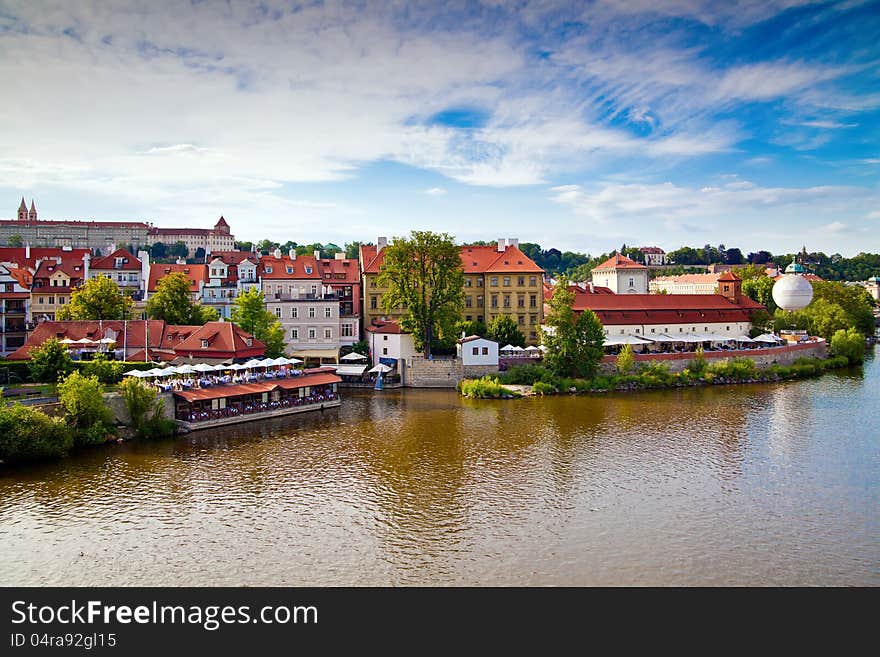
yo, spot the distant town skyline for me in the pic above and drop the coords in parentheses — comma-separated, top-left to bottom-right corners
(1, 1, 878, 256)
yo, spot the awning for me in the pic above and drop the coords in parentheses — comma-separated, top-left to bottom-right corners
(603, 335, 653, 346)
(289, 349, 340, 360)
(645, 333, 680, 343)
(174, 372, 341, 402)
(333, 364, 368, 376)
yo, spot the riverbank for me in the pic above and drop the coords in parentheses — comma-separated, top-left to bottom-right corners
(458, 354, 855, 399)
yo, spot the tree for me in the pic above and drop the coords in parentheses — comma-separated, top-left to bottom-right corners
(7, 234, 23, 247)
(377, 231, 464, 358)
(28, 338, 74, 383)
(57, 371, 115, 446)
(487, 315, 525, 348)
(345, 241, 362, 259)
(230, 288, 285, 357)
(811, 281, 875, 336)
(0, 404, 73, 463)
(256, 239, 279, 254)
(830, 328, 866, 364)
(742, 275, 776, 314)
(455, 319, 488, 339)
(150, 242, 167, 259)
(235, 240, 253, 252)
(170, 241, 189, 259)
(616, 343, 635, 375)
(541, 280, 606, 378)
(725, 247, 744, 265)
(147, 272, 214, 325)
(194, 247, 206, 261)
(748, 250, 773, 265)
(57, 276, 133, 320)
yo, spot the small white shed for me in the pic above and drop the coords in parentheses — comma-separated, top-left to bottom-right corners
(456, 336, 499, 366)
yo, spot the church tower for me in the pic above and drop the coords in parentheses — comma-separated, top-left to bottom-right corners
(17, 197, 27, 222)
(28, 199, 37, 222)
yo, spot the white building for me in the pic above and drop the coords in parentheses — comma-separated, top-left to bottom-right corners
(365, 319, 416, 367)
(649, 272, 721, 295)
(640, 247, 666, 266)
(456, 336, 499, 366)
(591, 253, 649, 294)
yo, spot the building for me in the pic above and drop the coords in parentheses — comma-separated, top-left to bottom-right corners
(88, 248, 149, 300)
(314, 253, 361, 346)
(551, 272, 763, 340)
(1, 198, 150, 251)
(640, 247, 666, 266)
(365, 318, 416, 367)
(30, 255, 87, 322)
(457, 335, 499, 366)
(649, 272, 722, 295)
(147, 263, 209, 302)
(590, 253, 649, 294)
(864, 276, 880, 302)
(360, 237, 545, 344)
(201, 251, 260, 319)
(0, 263, 29, 356)
(6, 320, 263, 364)
(148, 216, 235, 258)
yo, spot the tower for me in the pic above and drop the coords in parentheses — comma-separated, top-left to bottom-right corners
(17, 197, 27, 222)
(28, 199, 37, 222)
(717, 271, 742, 304)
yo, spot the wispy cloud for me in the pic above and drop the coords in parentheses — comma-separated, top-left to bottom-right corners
(424, 187, 447, 195)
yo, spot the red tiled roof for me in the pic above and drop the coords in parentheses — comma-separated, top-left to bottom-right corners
(148, 263, 208, 292)
(0, 247, 91, 271)
(317, 257, 360, 283)
(209, 251, 257, 265)
(33, 257, 87, 282)
(361, 243, 544, 275)
(365, 319, 406, 334)
(90, 248, 141, 271)
(259, 254, 321, 279)
(6, 266, 32, 288)
(0, 219, 148, 228)
(593, 253, 647, 270)
(174, 371, 341, 402)
(214, 216, 229, 228)
(173, 321, 265, 357)
(773, 273, 823, 282)
(717, 271, 741, 282)
(5, 320, 169, 360)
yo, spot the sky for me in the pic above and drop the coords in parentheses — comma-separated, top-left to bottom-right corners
(1, 0, 878, 257)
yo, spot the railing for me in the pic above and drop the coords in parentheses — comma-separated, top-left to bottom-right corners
(271, 293, 339, 301)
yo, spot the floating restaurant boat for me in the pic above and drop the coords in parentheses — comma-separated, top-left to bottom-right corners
(171, 367, 342, 431)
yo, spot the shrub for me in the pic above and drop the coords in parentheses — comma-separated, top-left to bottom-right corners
(616, 344, 635, 375)
(457, 376, 520, 399)
(119, 377, 176, 439)
(57, 371, 115, 446)
(707, 357, 757, 381)
(0, 404, 73, 463)
(499, 364, 552, 385)
(531, 381, 557, 395)
(688, 346, 707, 376)
(82, 353, 124, 384)
(28, 338, 73, 383)
(829, 328, 866, 365)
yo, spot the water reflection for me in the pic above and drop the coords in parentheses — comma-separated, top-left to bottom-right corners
(0, 350, 877, 585)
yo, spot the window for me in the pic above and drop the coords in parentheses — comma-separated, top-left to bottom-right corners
(529, 276, 537, 286)
(472, 347, 479, 355)
(308, 328, 316, 339)
(325, 307, 332, 318)
(265, 266, 273, 273)
(518, 315, 525, 326)
(383, 335, 388, 341)
(517, 296, 524, 308)
(477, 295, 484, 308)
(48, 297, 55, 305)
(651, 328, 655, 333)
(503, 276, 511, 287)
(246, 338, 252, 346)
(530, 295, 536, 308)
(464, 278, 472, 287)
(275, 307, 281, 318)
(503, 295, 510, 308)
(291, 307, 298, 318)
(342, 324, 353, 337)
(382, 347, 388, 355)
(629, 277, 635, 288)
(291, 328, 298, 339)
(38, 297, 44, 304)
(476, 278, 483, 287)
(324, 328, 332, 339)
(309, 307, 315, 318)
(490, 276, 498, 287)
(518, 276, 525, 286)
(305, 267, 313, 275)
(482, 347, 488, 355)
(311, 285, 317, 296)
(370, 296, 377, 309)
(465, 296, 472, 308)
(201, 339, 209, 348)
(490, 295, 498, 308)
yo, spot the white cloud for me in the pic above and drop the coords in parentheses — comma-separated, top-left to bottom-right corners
(424, 187, 447, 195)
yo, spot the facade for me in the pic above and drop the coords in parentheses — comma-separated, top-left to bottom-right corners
(591, 253, 649, 294)
(315, 253, 361, 346)
(88, 248, 149, 300)
(0, 263, 29, 355)
(148, 216, 235, 257)
(30, 256, 87, 322)
(550, 272, 762, 340)
(147, 263, 209, 302)
(1, 198, 150, 251)
(649, 272, 721, 295)
(365, 319, 417, 367)
(864, 276, 880, 302)
(456, 336, 499, 366)
(360, 237, 545, 344)
(639, 247, 666, 266)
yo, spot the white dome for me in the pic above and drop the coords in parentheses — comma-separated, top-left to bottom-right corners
(772, 274, 813, 311)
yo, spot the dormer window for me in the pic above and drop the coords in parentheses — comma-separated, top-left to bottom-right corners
(201, 339, 209, 349)
(305, 266, 312, 275)
(265, 267, 273, 273)
(287, 267, 293, 274)
(246, 338, 253, 347)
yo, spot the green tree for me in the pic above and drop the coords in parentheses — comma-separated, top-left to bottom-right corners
(194, 247, 206, 261)
(57, 275, 133, 320)
(150, 242, 168, 259)
(28, 338, 74, 383)
(146, 272, 215, 325)
(257, 239, 280, 254)
(541, 280, 606, 378)
(830, 328, 866, 364)
(455, 319, 488, 339)
(119, 377, 176, 438)
(377, 231, 464, 358)
(0, 404, 73, 463)
(811, 281, 875, 336)
(616, 343, 635, 375)
(345, 241, 362, 259)
(742, 275, 777, 313)
(170, 241, 189, 259)
(82, 352, 124, 384)
(7, 234, 23, 247)
(57, 371, 115, 446)
(487, 315, 526, 348)
(230, 288, 285, 357)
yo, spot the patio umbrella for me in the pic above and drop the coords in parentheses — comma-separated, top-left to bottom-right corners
(646, 333, 678, 343)
(74, 338, 96, 345)
(175, 364, 198, 375)
(155, 367, 177, 377)
(604, 335, 653, 346)
(286, 357, 304, 365)
(98, 337, 116, 344)
(500, 344, 516, 352)
(368, 363, 392, 374)
(511, 345, 526, 351)
(59, 338, 76, 345)
(123, 369, 149, 377)
(754, 334, 781, 343)
(735, 335, 756, 343)
(340, 352, 368, 361)
(229, 363, 247, 370)
(193, 363, 215, 372)
(244, 359, 263, 369)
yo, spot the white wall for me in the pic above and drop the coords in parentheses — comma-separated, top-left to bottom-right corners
(369, 331, 416, 365)
(457, 338, 499, 365)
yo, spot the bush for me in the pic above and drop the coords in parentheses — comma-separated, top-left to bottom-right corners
(616, 344, 635, 375)
(82, 353, 124, 384)
(688, 346, 707, 376)
(457, 376, 520, 399)
(119, 377, 176, 439)
(57, 371, 115, 446)
(829, 328, 866, 365)
(0, 404, 73, 463)
(531, 381, 557, 395)
(28, 338, 73, 383)
(707, 357, 757, 381)
(499, 364, 553, 385)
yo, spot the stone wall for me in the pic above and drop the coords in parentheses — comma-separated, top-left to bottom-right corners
(104, 391, 176, 426)
(598, 340, 828, 374)
(405, 356, 498, 388)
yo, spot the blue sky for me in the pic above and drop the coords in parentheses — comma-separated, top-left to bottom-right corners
(0, 0, 878, 256)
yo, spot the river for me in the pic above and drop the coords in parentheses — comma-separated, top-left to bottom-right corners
(1, 349, 877, 586)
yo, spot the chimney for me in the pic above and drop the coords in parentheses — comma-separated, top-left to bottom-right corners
(377, 236, 387, 253)
(289, 249, 295, 259)
(314, 250, 320, 260)
(335, 252, 344, 260)
(83, 252, 90, 280)
(138, 250, 150, 299)
(508, 238, 519, 249)
(497, 238, 506, 252)
(588, 282, 594, 293)
(273, 248, 281, 259)
(25, 243, 30, 259)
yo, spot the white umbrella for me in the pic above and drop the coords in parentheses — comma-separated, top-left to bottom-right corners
(604, 335, 653, 346)
(175, 364, 198, 375)
(229, 363, 247, 370)
(286, 357, 303, 365)
(155, 367, 177, 377)
(754, 334, 781, 343)
(98, 337, 116, 344)
(524, 345, 540, 351)
(141, 368, 163, 377)
(74, 337, 96, 345)
(59, 338, 76, 345)
(368, 363, 392, 374)
(500, 344, 516, 352)
(341, 352, 368, 361)
(193, 363, 215, 372)
(123, 369, 149, 377)
(244, 358, 263, 369)
(735, 335, 756, 343)
(511, 345, 526, 351)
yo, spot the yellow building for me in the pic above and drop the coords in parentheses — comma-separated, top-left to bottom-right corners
(30, 256, 86, 322)
(359, 238, 544, 344)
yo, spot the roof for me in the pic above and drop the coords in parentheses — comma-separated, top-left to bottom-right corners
(651, 273, 721, 285)
(149, 227, 216, 236)
(5, 320, 169, 360)
(360, 243, 544, 276)
(173, 321, 265, 357)
(6, 266, 32, 288)
(639, 246, 666, 254)
(593, 253, 647, 270)
(214, 216, 229, 228)
(148, 263, 208, 292)
(717, 271, 741, 283)
(209, 251, 257, 265)
(33, 257, 87, 281)
(365, 319, 406, 334)
(0, 219, 148, 228)
(561, 292, 764, 327)
(173, 371, 341, 402)
(90, 248, 141, 271)
(457, 335, 497, 344)
(0, 247, 91, 271)
(773, 273, 823, 282)
(317, 257, 359, 283)
(259, 254, 321, 279)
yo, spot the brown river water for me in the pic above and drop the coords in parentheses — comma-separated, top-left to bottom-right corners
(1, 349, 877, 586)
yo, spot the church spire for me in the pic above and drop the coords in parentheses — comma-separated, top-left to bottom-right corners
(28, 199, 37, 221)
(18, 197, 27, 222)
